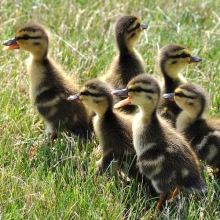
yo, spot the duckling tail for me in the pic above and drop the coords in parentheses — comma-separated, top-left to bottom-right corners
(184, 178, 208, 193)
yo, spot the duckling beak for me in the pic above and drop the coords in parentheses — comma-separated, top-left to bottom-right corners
(67, 93, 81, 102)
(2, 38, 19, 50)
(112, 88, 128, 97)
(163, 93, 175, 102)
(189, 56, 202, 64)
(112, 88, 131, 108)
(140, 24, 148, 30)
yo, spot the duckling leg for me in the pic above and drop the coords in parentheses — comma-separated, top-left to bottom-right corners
(50, 132, 57, 140)
(214, 168, 220, 177)
(156, 193, 168, 210)
(167, 187, 179, 203)
(96, 155, 120, 176)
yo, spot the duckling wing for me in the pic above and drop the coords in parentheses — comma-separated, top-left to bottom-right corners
(35, 87, 90, 139)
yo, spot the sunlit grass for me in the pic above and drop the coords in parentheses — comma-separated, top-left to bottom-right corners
(0, 0, 220, 219)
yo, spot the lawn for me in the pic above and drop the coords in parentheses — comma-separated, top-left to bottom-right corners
(0, 0, 220, 219)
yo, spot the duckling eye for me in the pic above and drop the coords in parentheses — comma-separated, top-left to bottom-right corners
(180, 53, 189, 58)
(22, 35, 30, 40)
(135, 87, 142, 92)
(135, 23, 140, 29)
(175, 92, 197, 100)
(130, 33, 136, 38)
(33, 42, 40, 45)
(80, 91, 91, 96)
(175, 92, 185, 97)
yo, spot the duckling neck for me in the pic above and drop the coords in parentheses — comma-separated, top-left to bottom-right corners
(164, 74, 186, 92)
(138, 105, 156, 122)
(176, 111, 197, 132)
(161, 67, 186, 92)
(117, 41, 134, 56)
(30, 50, 48, 62)
(95, 107, 113, 119)
(26, 55, 51, 102)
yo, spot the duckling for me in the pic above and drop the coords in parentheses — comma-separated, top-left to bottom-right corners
(100, 15, 148, 114)
(2, 22, 90, 140)
(163, 83, 220, 176)
(68, 79, 140, 177)
(113, 74, 207, 210)
(157, 43, 202, 126)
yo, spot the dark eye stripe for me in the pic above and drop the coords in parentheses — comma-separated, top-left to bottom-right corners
(126, 23, 140, 33)
(80, 91, 103, 97)
(175, 92, 196, 99)
(128, 87, 154, 93)
(169, 53, 190, 59)
(16, 35, 42, 40)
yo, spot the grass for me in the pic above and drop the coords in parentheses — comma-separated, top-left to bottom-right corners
(0, 0, 220, 219)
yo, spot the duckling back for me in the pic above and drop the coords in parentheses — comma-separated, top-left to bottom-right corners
(34, 59, 91, 140)
(136, 116, 207, 193)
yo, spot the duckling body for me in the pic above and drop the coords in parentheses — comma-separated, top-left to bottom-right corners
(100, 15, 148, 114)
(164, 83, 220, 175)
(113, 75, 207, 210)
(157, 43, 202, 126)
(68, 79, 138, 177)
(2, 22, 90, 140)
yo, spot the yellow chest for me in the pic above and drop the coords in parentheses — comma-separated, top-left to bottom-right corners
(132, 113, 146, 156)
(27, 57, 46, 102)
(93, 115, 104, 147)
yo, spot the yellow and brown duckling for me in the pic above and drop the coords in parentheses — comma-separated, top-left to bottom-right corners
(164, 83, 220, 177)
(100, 15, 148, 114)
(113, 74, 207, 210)
(157, 43, 202, 126)
(68, 79, 139, 177)
(2, 22, 91, 140)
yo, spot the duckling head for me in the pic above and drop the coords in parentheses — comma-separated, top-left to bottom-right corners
(158, 43, 202, 80)
(163, 83, 207, 118)
(113, 75, 160, 114)
(68, 79, 114, 116)
(115, 15, 148, 54)
(2, 22, 49, 60)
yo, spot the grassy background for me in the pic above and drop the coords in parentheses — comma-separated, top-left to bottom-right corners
(0, 0, 220, 219)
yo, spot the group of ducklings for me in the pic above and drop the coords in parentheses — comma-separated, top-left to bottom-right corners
(2, 15, 220, 211)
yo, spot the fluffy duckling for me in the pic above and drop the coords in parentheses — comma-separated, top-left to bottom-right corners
(113, 74, 207, 210)
(164, 83, 220, 176)
(2, 22, 90, 140)
(100, 15, 148, 114)
(157, 43, 202, 126)
(68, 79, 138, 177)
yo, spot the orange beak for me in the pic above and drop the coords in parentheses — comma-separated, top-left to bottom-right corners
(2, 38, 19, 50)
